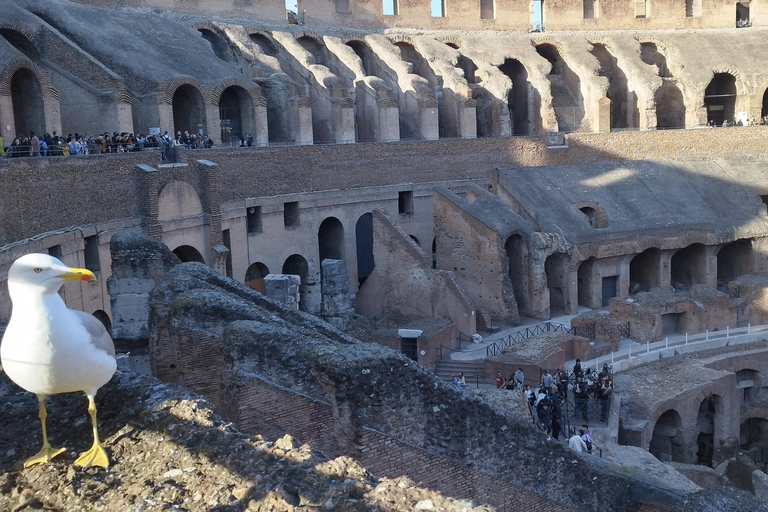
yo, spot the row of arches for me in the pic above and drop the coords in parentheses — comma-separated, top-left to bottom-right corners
(504, 237, 753, 318)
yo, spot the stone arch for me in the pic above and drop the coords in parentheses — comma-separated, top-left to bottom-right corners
(282, 254, 309, 312)
(355, 213, 374, 286)
(196, 26, 236, 64)
(670, 243, 706, 290)
(655, 81, 685, 129)
(249, 31, 279, 56)
(211, 82, 259, 146)
(696, 394, 724, 466)
(639, 42, 671, 77)
(649, 409, 686, 462)
(157, 181, 204, 222)
(589, 42, 636, 130)
(169, 81, 207, 138)
(318, 216, 345, 263)
(8, 67, 45, 137)
(629, 248, 660, 294)
(0, 28, 40, 61)
(409, 234, 420, 246)
(346, 39, 385, 81)
(717, 239, 753, 289)
(498, 58, 534, 135)
(576, 201, 610, 228)
(173, 245, 205, 263)
(394, 41, 439, 89)
(545, 252, 568, 316)
(245, 262, 270, 293)
(296, 34, 328, 67)
(704, 72, 737, 126)
(505, 233, 528, 315)
(92, 310, 112, 336)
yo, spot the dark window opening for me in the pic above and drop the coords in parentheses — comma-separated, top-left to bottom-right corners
(583, 0, 595, 18)
(223, 229, 233, 278)
(284, 201, 300, 228)
(480, 0, 494, 19)
(601, 275, 617, 307)
(401, 337, 418, 361)
(247, 206, 262, 233)
(84, 235, 100, 273)
(399, 191, 414, 215)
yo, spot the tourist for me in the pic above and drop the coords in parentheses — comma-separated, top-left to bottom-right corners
(30, 132, 40, 157)
(537, 402, 551, 435)
(598, 380, 612, 422)
(523, 384, 533, 405)
(495, 371, 505, 389)
(513, 367, 525, 389)
(556, 368, 568, 398)
(573, 359, 583, 381)
(551, 399, 562, 440)
(569, 429, 588, 452)
(581, 424, 593, 454)
(458, 371, 466, 387)
(541, 369, 553, 390)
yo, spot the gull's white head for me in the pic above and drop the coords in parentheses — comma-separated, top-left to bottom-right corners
(8, 253, 95, 296)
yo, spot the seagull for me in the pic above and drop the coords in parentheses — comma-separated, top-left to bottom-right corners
(1, 253, 116, 469)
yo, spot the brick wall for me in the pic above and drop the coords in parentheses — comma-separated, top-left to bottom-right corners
(224, 371, 575, 512)
(4, 127, 768, 248)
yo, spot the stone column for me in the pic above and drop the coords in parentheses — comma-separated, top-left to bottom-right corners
(459, 98, 477, 139)
(704, 245, 718, 288)
(659, 250, 674, 288)
(264, 274, 301, 310)
(377, 96, 400, 142)
(333, 96, 355, 144)
(564, 264, 579, 315)
(0, 94, 15, 140)
(321, 259, 352, 331)
(288, 95, 313, 145)
(136, 164, 161, 239)
(205, 103, 222, 145)
(158, 101, 174, 137)
(43, 94, 62, 137)
(254, 95, 269, 146)
(420, 96, 439, 141)
(597, 96, 611, 133)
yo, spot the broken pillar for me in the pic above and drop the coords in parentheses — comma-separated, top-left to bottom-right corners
(321, 259, 352, 331)
(264, 274, 301, 310)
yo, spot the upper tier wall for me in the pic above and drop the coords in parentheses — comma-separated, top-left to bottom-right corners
(70, 0, 768, 30)
(2, 126, 768, 249)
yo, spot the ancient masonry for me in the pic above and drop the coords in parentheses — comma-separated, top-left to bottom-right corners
(4, 0, 768, 509)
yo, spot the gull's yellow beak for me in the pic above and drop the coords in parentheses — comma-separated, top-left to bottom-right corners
(58, 267, 96, 282)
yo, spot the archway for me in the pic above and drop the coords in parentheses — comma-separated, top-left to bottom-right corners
(717, 239, 752, 289)
(655, 82, 685, 129)
(297, 36, 327, 67)
(11, 68, 45, 137)
(92, 310, 112, 336)
(640, 43, 671, 78)
(157, 181, 203, 222)
(649, 409, 685, 462)
(696, 395, 721, 466)
(498, 59, 533, 135)
(282, 254, 309, 312)
(219, 86, 254, 147)
(704, 73, 736, 126)
(536, 43, 583, 132)
(250, 33, 278, 56)
(355, 213, 374, 286)
(0, 29, 39, 61)
(245, 262, 270, 293)
(318, 217, 345, 263)
(545, 253, 568, 316)
(630, 248, 660, 294)
(505, 234, 528, 314)
(347, 40, 387, 81)
(172, 84, 206, 137)
(590, 43, 636, 130)
(670, 243, 706, 290)
(741, 417, 768, 449)
(173, 245, 205, 263)
(199, 29, 235, 63)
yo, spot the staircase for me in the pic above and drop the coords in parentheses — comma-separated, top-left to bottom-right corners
(433, 359, 486, 383)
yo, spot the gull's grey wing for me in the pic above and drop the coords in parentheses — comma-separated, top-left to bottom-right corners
(72, 310, 116, 358)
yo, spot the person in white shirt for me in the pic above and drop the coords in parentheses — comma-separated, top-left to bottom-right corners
(569, 429, 588, 452)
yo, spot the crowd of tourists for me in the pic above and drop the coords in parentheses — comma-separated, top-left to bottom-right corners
(1, 130, 219, 159)
(493, 361, 613, 453)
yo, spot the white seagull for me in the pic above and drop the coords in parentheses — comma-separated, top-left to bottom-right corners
(1, 253, 116, 469)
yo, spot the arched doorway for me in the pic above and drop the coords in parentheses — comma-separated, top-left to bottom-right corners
(505, 234, 528, 314)
(649, 409, 685, 462)
(11, 68, 45, 137)
(282, 254, 309, 312)
(717, 239, 752, 290)
(697, 395, 721, 466)
(173, 245, 205, 263)
(545, 253, 568, 316)
(590, 43, 636, 130)
(630, 248, 660, 294)
(250, 33, 278, 56)
(704, 73, 736, 126)
(670, 244, 706, 290)
(198, 29, 235, 63)
(655, 82, 685, 129)
(355, 213, 374, 286)
(172, 84, 206, 137)
(92, 310, 112, 336)
(219, 86, 254, 147)
(536, 43, 583, 132)
(245, 262, 270, 293)
(741, 417, 768, 449)
(498, 59, 532, 135)
(318, 217, 345, 263)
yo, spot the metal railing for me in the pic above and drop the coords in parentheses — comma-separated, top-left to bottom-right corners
(371, 316, 408, 331)
(486, 321, 594, 357)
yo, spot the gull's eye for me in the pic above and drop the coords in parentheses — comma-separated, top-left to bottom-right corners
(33, 268, 43, 273)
